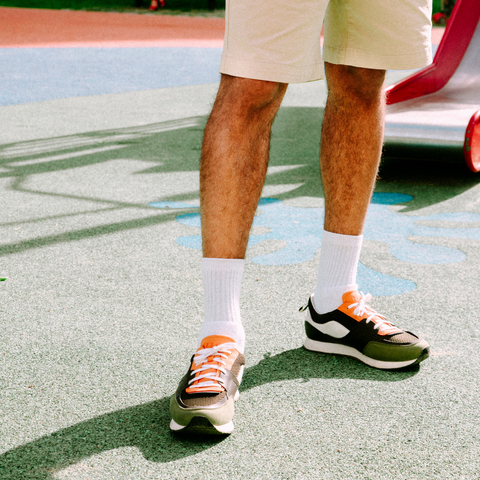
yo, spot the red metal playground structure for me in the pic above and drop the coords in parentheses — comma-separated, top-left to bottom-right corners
(384, 0, 480, 172)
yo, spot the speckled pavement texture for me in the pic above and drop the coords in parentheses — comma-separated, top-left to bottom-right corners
(1, 8, 479, 480)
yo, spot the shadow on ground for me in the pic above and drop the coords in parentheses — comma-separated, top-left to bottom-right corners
(1, 106, 478, 217)
(2, 108, 477, 260)
(0, 348, 419, 479)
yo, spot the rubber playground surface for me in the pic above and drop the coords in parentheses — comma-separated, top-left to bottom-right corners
(0, 7, 479, 479)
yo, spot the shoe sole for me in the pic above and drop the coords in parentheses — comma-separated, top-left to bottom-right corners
(304, 337, 430, 370)
(170, 416, 234, 435)
(170, 390, 240, 435)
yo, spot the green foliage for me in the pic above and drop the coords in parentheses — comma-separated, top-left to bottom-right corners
(433, 0, 442, 13)
(0, 0, 225, 11)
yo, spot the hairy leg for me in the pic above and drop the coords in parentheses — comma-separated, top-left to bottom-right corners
(200, 74, 288, 259)
(321, 63, 386, 236)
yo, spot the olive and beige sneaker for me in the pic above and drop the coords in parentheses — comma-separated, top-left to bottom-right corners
(303, 291, 430, 370)
(170, 335, 245, 435)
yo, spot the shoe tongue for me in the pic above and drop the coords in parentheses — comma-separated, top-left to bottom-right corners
(342, 290, 362, 303)
(200, 335, 235, 349)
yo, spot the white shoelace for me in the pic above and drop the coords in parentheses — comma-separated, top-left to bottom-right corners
(347, 292, 397, 334)
(188, 343, 237, 390)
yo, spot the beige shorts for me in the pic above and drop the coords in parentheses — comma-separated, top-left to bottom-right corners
(220, 0, 433, 83)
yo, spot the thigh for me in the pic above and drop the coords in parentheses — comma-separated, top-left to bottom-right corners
(220, 0, 328, 83)
(323, 0, 433, 71)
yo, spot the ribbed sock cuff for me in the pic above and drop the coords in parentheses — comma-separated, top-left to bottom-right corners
(199, 257, 245, 352)
(313, 230, 363, 314)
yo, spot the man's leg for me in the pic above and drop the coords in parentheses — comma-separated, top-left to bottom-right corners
(198, 75, 287, 353)
(321, 63, 385, 237)
(170, 75, 287, 434)
(305, 63, 430, 370)
(313, 64, 385, 315)
(200, 75, 288, 260)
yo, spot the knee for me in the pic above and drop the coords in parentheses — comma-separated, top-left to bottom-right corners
(325, 63, 386, 107)
(217, 74, 288, 113)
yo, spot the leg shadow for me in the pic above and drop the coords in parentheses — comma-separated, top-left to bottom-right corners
(0, 347, 418, 478)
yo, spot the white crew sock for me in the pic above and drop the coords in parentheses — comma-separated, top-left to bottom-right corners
(198, 257, 245, 353)
(313, 230, 363, 314)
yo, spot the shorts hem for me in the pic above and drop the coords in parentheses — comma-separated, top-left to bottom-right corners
(220, 54, 324, 84)
(323, 46, 433, 71)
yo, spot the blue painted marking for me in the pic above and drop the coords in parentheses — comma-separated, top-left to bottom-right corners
(0, 48, 222, 106)
(149, 192, 480, 296)
(356, 263, 414, 297)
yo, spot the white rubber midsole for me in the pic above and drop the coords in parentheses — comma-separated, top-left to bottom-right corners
(170, 418, 235, 434)
(304, 337, 417, 370)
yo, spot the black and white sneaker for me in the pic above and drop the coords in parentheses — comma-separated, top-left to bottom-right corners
(303, 291, 430, 370)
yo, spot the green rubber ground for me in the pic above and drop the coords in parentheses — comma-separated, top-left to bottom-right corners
(1, 76, 480, 479)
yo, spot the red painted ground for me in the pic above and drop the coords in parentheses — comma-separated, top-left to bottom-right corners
(0, 7, 225, 47)
(0, 7, 444, 49)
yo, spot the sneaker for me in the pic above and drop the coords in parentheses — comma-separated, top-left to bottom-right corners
(303, 291, 430, 370)
(170, 335, 245, 435)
